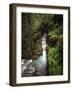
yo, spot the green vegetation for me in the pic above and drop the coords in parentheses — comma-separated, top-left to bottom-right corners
(22, 13, 63, 75)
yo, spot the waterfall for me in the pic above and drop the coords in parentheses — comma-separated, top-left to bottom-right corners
(42, 33, 46, 64)
(21, 33, 47, 76)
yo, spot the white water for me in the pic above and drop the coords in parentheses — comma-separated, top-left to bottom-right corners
(42, 33, 47, 64)
(21, 33, 47, 76)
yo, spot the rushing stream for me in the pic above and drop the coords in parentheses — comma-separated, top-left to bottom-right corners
(21, 33, 47, 77)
